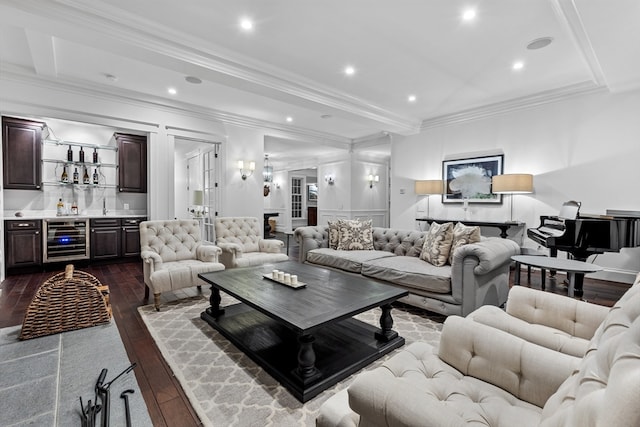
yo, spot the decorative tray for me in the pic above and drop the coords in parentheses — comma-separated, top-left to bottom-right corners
(262, 274, 306, 289)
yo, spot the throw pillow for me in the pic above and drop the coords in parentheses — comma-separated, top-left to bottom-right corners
(448, 222, 481, 265)
(420, 222, 454, 266)
(328, 220, 340, 249)
(336, 219, 374, 250)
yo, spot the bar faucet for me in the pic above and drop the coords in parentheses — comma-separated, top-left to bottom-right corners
(103, 198, 108, 216)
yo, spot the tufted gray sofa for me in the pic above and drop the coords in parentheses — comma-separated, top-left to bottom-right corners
(139, 219, 225, 310)
(214, 217, 289, 268)
(317, 273, 640, 427)
(294, 226, 520, 316)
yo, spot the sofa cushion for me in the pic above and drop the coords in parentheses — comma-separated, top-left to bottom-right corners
(336, 219, 374, 250)
(420, 221, 454, 266)
(362, 256, 452, 294)
(449, 222, 481, 264)
(468, 305, 592, 358)
(306, 248, 394, 273)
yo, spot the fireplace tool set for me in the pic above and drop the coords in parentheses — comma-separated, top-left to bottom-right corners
(79, 363, 137, 427)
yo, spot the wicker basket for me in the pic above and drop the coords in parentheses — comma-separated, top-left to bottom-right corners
(19, 264, 111, 340)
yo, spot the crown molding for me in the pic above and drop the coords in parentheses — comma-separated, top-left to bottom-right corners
(6, 0, 419, 134)
(551, 0, 607, 87)
(1, 64, 351, 145)
(420, 81, 606, 130)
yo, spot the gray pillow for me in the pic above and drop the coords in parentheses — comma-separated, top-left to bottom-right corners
(420, 221, 454, 266)
(336, 219, 374, 250)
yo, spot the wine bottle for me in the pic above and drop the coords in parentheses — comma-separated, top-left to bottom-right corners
(79, 147, 85, 162)
(71, 201, 78, 215)
(92, 148, 98, 163)
(73, 167, 79, 184)
(83, 166, 90, 184)
(67, 145, 73, 161)
(92, 168, 99, 185)
(56, 198, 64, 216)
(61, 166, 69, 183)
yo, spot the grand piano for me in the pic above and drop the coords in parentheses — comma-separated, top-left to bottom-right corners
(527, 201, 640, 292)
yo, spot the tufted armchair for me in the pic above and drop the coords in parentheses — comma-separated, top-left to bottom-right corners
(214, 217, 289, 268)
(317, 273, 640, 427)
(139, 219, 225, 310)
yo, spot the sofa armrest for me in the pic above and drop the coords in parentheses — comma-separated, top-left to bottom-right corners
(259, 238, 284, 253)
(294, 226, 329, 262)
(439, 316, 579, 407)
(196, 244, 222, 263)
(506, 286, 609, 339)
(140, 250, 162, 267)
(452, 237, 520, 275)
(217, 242, 244, 267)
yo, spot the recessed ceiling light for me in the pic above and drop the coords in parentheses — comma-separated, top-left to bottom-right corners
(527, 37, 553, 50)
(286, 116, 293, 122)
(240, 18, 253, 31)
(462, 9, 476, 21)
(344, 66, 356, 76)
(512, 61, 524, 71)
(104, 73, 118, 82)
(167, 87, 177, 95)
(185, 76, 202, 84)
(408, 95, 417, 103)
(320, 114, 332, 119)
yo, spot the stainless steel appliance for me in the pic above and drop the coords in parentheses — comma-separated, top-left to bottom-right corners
(43, 218, 90, 263)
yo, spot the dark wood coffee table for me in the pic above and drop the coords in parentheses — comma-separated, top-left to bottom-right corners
(199, 261, 408, 402)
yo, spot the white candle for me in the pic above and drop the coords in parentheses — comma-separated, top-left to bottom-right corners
(291, 275, 298, 285)
(277, 271, 285, 281)
(272, 270, 279, 279)
(284, 273, 291, 284)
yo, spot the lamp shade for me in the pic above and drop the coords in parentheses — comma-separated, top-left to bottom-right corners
(415, 180, 444, 195)
(192, 190, 204, 205)
(491, 174, 533, 194)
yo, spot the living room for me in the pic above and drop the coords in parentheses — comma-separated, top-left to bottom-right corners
(1, 1, 640, 426)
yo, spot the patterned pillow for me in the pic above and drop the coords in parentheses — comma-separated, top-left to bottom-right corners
(448, 222, 481, 265)
(419, 222, 454, 266)
(336, 219, 374, 250)
(328, 220, 340, 249)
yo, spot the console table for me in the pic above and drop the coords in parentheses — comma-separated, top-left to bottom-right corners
(415, 218, 524, 239)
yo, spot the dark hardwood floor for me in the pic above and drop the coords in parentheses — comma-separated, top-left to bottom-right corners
(0, 247, 631, 426)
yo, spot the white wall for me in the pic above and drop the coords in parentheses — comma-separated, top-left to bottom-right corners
(391, 88, 640, 282)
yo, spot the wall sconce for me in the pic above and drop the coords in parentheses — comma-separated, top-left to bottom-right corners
(491, 173, 534, 222)
(238, 160, 255, 180)
(415, 179, 444, 218)
(367, 174, 379, 188)
(325, 174, 335, 185)
(274, 181, 281, 189)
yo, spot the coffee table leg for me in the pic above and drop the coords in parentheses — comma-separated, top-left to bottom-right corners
(375, 304, 399, 342)
(205, 287, 225, 317)
(294, 334, 322, 385)
(568, 273, 585, 298)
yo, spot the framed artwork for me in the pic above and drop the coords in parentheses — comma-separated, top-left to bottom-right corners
(307, 183, 318, 201)
(442, 154, 503, 204)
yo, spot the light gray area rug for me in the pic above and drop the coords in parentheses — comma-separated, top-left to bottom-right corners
(0, 320, 152, 427)
(139, 295, 442, 427)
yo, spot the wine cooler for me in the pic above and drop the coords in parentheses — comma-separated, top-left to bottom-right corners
(43, 218, 90, 263)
